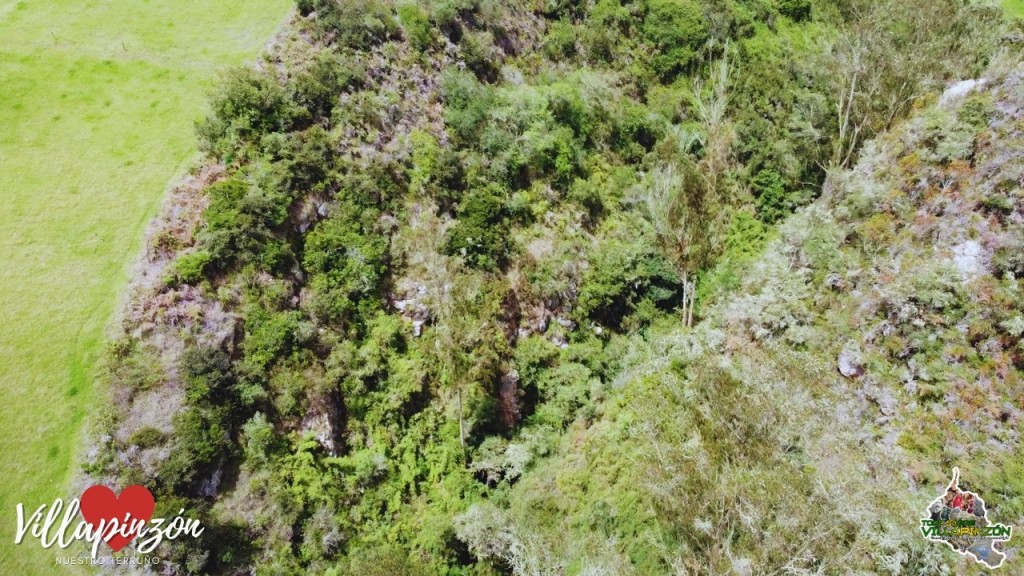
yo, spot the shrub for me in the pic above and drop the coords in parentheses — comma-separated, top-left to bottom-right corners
(198, 178, 292, 272)
(398, 2, 436, 51)
(343, 544, 433, 576)
(568, 164, 637, 223)
(543, 20, 577, 59)
(445, 184, 510, 270)
(531, 362, 594, 428)
(408, 129, 442, 195)
(430, 0, 471, 42)
(722, 209, 769, 260)
(512, 335, 561, 413)
(980, 194, 1013, 215)
(776, 0, 811, 21)
(549, 87, 588, 137)
(441, 70, 496, 145)
(523, 125, 581, 185)
(243, 308, 306, 370)
(582, 25, 616, 64)
(643, 0, 708, 78)
(197, 67, 293, 161)
(181, 346, 236, 406)
(242, 412, 278, 464)
(575, 215, 683, 329)
(334, 156, 407, 212)
(291, 50, 365, 123)
(751, 168, 788, 224)
(957, 93, 993, 131)
(303, 206, 390, 323)
(994, 233, 1024, 278)
(298, 0, 399, 49)
(277, 125, 337, 193)
(166, 250, 212, 285)
(613, 103, 664, 162)
(127, 426, 167, 449)
(159, 407, 233, 494)
(460, 30, 499, 82)
(204, 178, 249, 230)
(698, 210, 770, 304)
(106, 344, 163, 393)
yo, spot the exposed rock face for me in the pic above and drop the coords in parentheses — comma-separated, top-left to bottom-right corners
(838, 348, 865, 378)
(301, 391, 346, 455)
(501, 288, 522, 345)
(301, 410, 337, 454)
(951, 240, 985, 280)
(199, 466, 223, 499)
(392, 283, 431, 337)
(940, 78, 988, 106)
(498, 370, 521, 428)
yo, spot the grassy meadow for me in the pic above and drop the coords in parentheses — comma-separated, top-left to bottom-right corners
(1006, 0, 1024, 18)
(0, 0, 290, 571)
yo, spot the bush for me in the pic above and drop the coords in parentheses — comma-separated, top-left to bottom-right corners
(994, 233, 1024, 278)
(588, 0, 632, 53)
(159, 407, 233, 494)
(106, 344, 163, 393)
(429, 0, 470, 42)
(166, 250, 212, 285)
(445, 184, 510, 270)
(441, 70, 496, 145)
(575, 215, 683, 329)
(242, 412, 278, 464)
(291, 50, 365, 123)
(198, 178, 293, 272)
(698, 211, 769, 306)
(398, 2, 436, 51)
(127, 426, 167, 449)
(751, 168, 788, 224)
(776, 0, 811, 21)
(460, 30, 499, 82)
(543, 20, 577, 59)
(523, 125, 581, 185)
(549, 86, 592, 138)
(197, 67, 293, 161)
(181, 346, 236, 406)
(204, 178, 249, 230)
(408, 129, 442, 195)
(613, 103, 664, 162)
(303, 205, 390, 324)
(512, 335, 561, 413)
(531, 362, 595, 428)
(343, 543, 433, 576)
(298, 0, 399, 49)
(243, 309, 306, 370)
(643, 0, 708, 78)
(276, 125, 337, 193)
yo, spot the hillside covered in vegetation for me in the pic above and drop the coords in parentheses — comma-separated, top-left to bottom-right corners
(85, 0, 1023, 573)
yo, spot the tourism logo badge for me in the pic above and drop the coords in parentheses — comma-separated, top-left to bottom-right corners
(920, 467, 1012, 569)
(14, 484, 203, 564)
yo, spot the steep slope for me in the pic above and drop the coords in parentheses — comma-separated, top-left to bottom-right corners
(82, 1, 1014, 574)
(457, 63, 1024, 573)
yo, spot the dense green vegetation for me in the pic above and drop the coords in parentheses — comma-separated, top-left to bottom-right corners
(0, 2, 290, 573)
(88, 0, 1023, 573)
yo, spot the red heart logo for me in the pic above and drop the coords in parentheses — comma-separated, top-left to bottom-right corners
(79, 485, 155, 552)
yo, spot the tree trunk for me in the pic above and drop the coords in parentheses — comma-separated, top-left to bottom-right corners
(457, 387, 466, 462)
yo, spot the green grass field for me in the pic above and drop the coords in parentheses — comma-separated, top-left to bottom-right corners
(0, 1, 290, 572)
(1006, 0, 1024, 18)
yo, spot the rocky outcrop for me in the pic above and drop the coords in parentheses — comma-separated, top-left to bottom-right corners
(498, 369, 521, 428)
